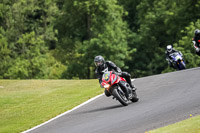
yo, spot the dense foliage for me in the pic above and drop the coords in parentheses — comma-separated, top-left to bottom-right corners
(0, 0, 200, 79)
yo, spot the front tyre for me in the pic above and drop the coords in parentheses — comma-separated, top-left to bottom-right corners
(180, 61, 186, 70)
(112, 89, 128, 106)
(177, 60, 186, 70)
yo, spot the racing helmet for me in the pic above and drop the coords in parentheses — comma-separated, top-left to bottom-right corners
(194, 29, 200, 36)
(166, 45, 172, 52)
(94, 55, 105, 67)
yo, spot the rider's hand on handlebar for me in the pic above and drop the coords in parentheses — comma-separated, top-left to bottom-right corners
(112, 71, 122, 76)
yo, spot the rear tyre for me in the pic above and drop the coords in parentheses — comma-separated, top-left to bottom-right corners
(112, 89, 128, 106)
(131, 90, 139, 102)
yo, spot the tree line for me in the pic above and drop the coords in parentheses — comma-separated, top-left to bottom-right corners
(0, 0, 200, 79)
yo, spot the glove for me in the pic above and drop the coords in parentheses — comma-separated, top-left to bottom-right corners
(112, 71, 122, 76)
(112, 71, 117, 75)
(196, 48, 200, 52)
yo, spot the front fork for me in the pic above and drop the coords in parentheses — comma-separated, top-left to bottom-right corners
(118, 81, 132, 99)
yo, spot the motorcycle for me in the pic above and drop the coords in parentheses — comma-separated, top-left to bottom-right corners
(169, 52, 186, 70)
(101, 71, 139, 106)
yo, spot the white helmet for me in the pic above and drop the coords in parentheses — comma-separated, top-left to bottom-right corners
(166, 45, 172, 52)
(194, 29, 200, 36)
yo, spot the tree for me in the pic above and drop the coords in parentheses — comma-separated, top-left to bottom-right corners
(57, 0, 131, 79)
(0, 0, 64, 79)
(126, 0, 200, 77)
(0, 28, 11, 78)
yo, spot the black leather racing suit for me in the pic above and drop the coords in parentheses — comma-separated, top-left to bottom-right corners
(95, 61, 133, 96)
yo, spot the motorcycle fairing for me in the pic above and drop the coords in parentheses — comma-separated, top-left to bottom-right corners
(111, 74, 118, 84)
(102, 71, 121, 86)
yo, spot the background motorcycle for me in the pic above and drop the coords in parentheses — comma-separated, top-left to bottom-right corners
(169, 52, 186, 70)
(101, 71, 138, 106)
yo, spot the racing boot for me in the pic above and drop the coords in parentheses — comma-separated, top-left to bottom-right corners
(129, 82, 136, 90)
(126, 78, 135, 89)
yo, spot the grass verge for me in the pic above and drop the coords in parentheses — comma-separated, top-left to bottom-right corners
(0, 80, 103, 133)
(148, 115, 200, 133)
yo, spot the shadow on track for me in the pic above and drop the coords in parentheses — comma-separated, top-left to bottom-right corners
(76, 104, 124, 115)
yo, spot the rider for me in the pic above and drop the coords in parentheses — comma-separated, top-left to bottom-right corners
(165, 45, 183, 68)
(94, 55, 135, 97)
(192, 29, 200, 56)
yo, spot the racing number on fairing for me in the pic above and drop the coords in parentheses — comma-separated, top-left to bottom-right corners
(104, 73, 109, 81)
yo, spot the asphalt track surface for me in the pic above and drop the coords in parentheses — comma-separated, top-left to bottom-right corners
(28, 67, 200, 133)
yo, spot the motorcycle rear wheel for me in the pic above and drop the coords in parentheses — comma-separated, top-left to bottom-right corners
(131, 90, 139, 102)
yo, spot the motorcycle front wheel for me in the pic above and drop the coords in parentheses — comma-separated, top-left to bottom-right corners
(112, 88, 128, 106)
(179, 61, 186, 70)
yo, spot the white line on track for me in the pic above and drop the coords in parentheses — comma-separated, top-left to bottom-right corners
(22, 93, 104, 133)
(22, 78, 136, 133)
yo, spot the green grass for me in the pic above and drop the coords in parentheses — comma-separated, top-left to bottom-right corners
(1, 80, 200, 133)
(148, 115, 200, 133)
(0, 80, 103, 133)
